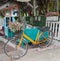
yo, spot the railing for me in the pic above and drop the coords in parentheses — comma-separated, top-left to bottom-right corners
(46, 16, 60, 40)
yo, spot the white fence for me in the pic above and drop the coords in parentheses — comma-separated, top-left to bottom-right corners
(46, 16, 60, 40)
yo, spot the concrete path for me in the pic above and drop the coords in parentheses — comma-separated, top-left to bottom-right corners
(0, 45, 60, 61)
(0, 36, 60, 61)
(18, 48, 60, 61)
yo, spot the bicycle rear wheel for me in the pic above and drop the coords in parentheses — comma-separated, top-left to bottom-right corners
(39, 30, 53, 48)
(4, 37, 28, 59)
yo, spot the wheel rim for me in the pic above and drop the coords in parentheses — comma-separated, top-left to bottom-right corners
(4, 37, 28, 59)
(39, 30, 53, 48)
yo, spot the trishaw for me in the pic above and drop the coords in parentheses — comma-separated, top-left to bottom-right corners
(4, 21, 53, 60)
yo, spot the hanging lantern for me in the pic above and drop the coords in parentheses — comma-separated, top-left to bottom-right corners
(17, 0, 30, 2)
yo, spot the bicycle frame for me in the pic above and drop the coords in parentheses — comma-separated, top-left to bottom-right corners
(17, 31, 48, 48)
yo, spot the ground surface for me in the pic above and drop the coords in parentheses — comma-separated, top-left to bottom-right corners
(0, 36, 60, 61)
(0, 46, 60, 61)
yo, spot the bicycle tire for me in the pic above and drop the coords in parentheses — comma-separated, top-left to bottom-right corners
(39, 30, 53, 48)
(4, 37, 28, 59)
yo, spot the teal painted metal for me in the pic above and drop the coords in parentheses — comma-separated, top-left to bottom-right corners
(4, 26, 14, 38)
(16, 27, 49, 47)
(4, 17, 14, 38)
(24, 27, 39, 42)
(39, 31, 49, 41)
(16, 27, 39, 47)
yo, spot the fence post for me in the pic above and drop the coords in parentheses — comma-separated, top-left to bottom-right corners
(58, 22, 60, 40)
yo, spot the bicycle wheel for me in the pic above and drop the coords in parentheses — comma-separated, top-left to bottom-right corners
(39, 30, 53, 48)
(4, 37, 28, 59)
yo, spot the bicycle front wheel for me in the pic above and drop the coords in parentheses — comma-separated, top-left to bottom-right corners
(4, 37, 28, 59)
(39, 30, 53, 48)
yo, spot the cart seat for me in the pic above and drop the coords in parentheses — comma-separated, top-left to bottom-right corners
(37, 27, 50, 32)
